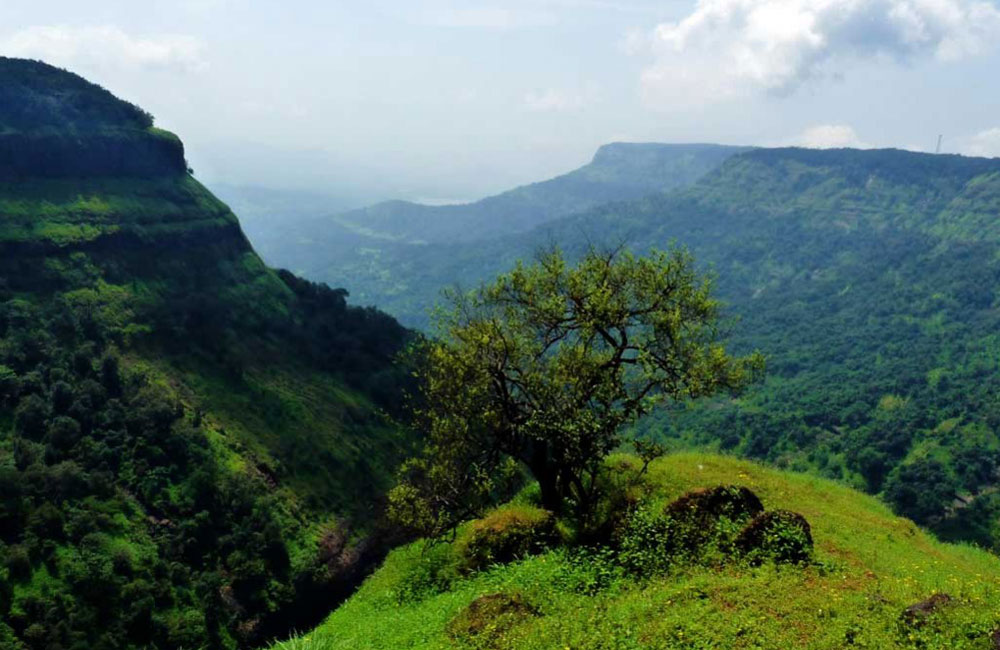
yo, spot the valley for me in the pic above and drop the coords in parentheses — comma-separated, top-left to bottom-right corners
(3, 49, 1000, 650)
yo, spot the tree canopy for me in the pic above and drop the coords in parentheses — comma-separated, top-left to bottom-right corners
(389, 247, 763, 535)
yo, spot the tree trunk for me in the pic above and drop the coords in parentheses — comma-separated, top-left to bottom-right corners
(537, 472, 561, 513)
(526, 440, 562, 513)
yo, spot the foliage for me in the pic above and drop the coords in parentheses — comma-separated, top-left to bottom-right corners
(283, 145, 1000, 549)
(390, 247, 762, 535)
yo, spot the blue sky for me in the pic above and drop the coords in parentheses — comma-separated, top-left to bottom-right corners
(3, 0, 1000, 203)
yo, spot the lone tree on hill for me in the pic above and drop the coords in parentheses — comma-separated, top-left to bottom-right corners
(389, 247, 763, 535)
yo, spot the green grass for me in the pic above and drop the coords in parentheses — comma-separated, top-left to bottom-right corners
(273, 452, 1000, 650)
(0, 175, 236, 244)
(152, 352, 408, 520)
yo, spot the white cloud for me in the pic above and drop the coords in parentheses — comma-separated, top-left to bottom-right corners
(790, 124, 871, 148)
(523, 83, 601, 112)
(0, 25, 205, 72)
(959, 127, 1000, 157)
(639, 0, 1000, 107)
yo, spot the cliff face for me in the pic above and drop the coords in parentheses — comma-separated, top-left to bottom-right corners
(0, 57, 188, 179)
(0, 128, 187, 178)
(0, 57, 261, 298)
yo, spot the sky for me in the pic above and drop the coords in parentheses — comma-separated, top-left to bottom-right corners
(2, 0, 1000, 204)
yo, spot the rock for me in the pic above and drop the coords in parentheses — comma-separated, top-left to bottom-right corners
(900, 593, 952, 628)
(446, 592, 539, 642)
(458, 505, 559, 573)
(663, 485, 765, 550)
(735, 510, 813, 564)
(665, 485, 764, 524)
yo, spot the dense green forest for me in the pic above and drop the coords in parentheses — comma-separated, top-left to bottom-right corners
(266, 146, 1000, 550)
(0, 58, 414, 650)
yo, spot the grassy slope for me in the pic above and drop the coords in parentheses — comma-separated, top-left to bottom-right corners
(154, 352, 406, 520)
(21, 170, 411, 516)
(275, 453, 1000, 650)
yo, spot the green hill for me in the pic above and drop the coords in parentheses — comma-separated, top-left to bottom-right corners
(265, 146, 1000, 550)
(273, 453, 1000, 650)
(0, 58, 413, 650)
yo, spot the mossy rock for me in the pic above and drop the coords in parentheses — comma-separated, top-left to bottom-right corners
(457, 505, 559, 573)
(899, 593, 953, 629)
(446, 592, 539, 646)
(663, 485, 764, 550)
(735, 510, 813, 564)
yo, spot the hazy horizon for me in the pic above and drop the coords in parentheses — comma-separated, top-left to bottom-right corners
(4, 0, 1000, 204)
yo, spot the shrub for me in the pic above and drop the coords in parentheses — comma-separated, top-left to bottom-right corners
(735, 510, 813, 565)
(576, 456, 651, 546)
(392, 541, 461, 603)
(617, 486, 810, 576)
(456, 505, 559, 573)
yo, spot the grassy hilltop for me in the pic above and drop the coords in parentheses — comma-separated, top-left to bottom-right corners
(275, 453, 1000, 650)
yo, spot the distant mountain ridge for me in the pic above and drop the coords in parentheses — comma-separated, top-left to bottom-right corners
(333, 142, 750, 244)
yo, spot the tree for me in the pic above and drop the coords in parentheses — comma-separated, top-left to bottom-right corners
(390, 247, 763, 535)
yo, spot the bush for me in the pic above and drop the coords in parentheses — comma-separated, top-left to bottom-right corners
(617, 486, 812, 575)
(456, 505, 559, 573)
(735, 510, 814, 565)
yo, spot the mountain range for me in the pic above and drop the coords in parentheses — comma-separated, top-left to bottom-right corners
(6, 55, 1000, 650)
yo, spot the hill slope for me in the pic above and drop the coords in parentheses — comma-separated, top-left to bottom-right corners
(272, 146, 1000, 550)
(274, 453, 1000, 650)
(0, 58, 413, 650)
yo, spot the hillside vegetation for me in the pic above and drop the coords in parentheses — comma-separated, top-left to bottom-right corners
(268, 145, 1000, 550)
(0, 58, 413, 650)
(275, 453, 1000, 650)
